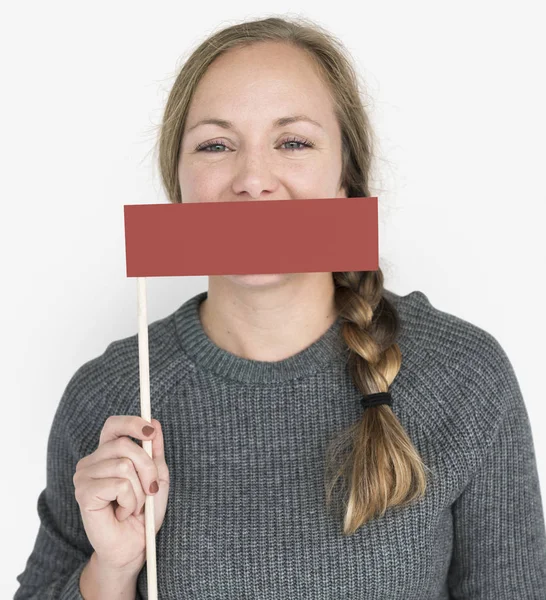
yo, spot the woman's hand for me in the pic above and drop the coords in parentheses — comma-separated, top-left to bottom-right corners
(73, 416, 170, 572)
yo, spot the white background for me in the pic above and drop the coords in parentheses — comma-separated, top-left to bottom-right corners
(2, 1, 545, 597)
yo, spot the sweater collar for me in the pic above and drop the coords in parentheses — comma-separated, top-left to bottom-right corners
(173, 290, 349, 384)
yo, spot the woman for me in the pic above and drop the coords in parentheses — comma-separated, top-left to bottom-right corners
(15, 15, 546, 599)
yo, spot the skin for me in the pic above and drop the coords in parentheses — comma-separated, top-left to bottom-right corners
(178, 41, 347, 362)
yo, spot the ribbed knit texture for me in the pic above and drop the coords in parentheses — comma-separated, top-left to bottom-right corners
(14, 288, 546, 599)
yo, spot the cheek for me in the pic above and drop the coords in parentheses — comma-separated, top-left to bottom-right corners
(179, 162, 226, 201)
(283, 163, 338, 196)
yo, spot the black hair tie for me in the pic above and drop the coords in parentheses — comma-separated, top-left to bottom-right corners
(361, 391, 393, 410)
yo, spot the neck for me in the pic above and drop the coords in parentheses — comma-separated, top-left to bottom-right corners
(198, 272, 338, 362)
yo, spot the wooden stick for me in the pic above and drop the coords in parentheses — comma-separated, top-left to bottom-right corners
(136, 277, 158, 599)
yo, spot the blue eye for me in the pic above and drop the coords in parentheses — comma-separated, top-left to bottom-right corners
(196, 141, 229, 152)
(195, 136, 315, 152)
(280, 137, 315, 151)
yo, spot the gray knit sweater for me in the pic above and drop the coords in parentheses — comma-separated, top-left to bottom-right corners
(14, 288, 546, 599)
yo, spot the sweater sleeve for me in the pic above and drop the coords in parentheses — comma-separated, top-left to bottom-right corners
(446, 338, 546, 598)
(13, 362, 144, 599)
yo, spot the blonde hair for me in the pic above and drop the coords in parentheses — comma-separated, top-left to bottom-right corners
(155, 15, 430, 535)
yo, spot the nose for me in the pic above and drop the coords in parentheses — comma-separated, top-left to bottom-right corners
(230, 150, 279, 200)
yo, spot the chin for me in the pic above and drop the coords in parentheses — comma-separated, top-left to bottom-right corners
(225, 273, 291, 287)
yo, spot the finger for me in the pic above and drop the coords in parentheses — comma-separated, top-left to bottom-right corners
(74, 457, 147, 517)
(78, 436, 160, 510)
(149, 419, 166, 464)
(77, 476, 137, 521)
(76, 417, 156, 473)
(99, 415, 157, 447)
(148, 420, 170, 494)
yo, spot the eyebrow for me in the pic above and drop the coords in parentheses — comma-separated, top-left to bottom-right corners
(185, 114, 324, 133)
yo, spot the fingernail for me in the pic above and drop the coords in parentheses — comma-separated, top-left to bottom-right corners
(149, 481, 159, 494)
(142, 426, 155, 436)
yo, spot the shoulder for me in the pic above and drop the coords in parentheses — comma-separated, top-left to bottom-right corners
(53, 311, 195, 455)
(383, 288, 520, 471)
(383, 288, 501, 363)
(384, 287, 511, 379)
(67, 311, 188, 393)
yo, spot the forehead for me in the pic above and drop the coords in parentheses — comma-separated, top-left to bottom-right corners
(187, 42, 334, 118)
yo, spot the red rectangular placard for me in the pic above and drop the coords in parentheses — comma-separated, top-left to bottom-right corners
(124, 196, 378, 277)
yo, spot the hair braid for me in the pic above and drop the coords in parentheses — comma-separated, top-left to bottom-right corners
(326, 270, 430, 534)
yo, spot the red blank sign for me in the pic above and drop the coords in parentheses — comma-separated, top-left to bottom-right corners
(124, 196, 378, 277)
